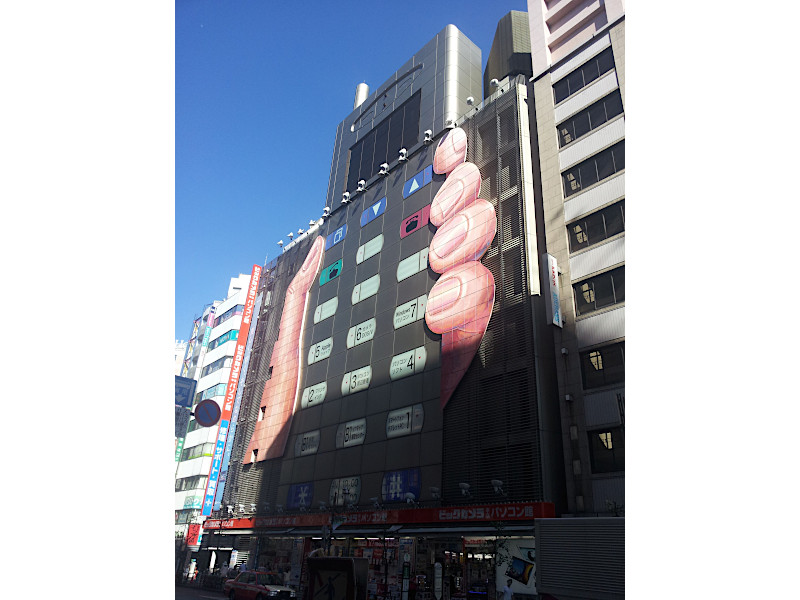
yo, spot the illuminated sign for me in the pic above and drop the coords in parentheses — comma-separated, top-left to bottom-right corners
(393, 295, 427, 329)
(341, 365, 372, 396)
(347, 318, 376, 348)
(300, 381, 327, 408)
(381, 468, 421, 503)
(325, 224, 347, 250)
(400, 204, 431, 239)
(397, 248, 429, 282)
(386, 404, 425, 438)
(307, 337, 334, 365)
(314, 296, 338, 323)
(356, 233, 384, 264)
(319, 259, 342, 286)
(352, 273, 380, 304)
(295, 430, 321, 456)
(402, 165, 433, 199)
(330, 477, 361, 506)
(389, 346, 427, 381)
(201, 264, 261, 516)
(360, 196, 387, 226)
(336, 418, 367, 448)
(287, 482, 314, 510)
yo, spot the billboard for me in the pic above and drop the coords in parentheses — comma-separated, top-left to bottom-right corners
(200, 264, 262, 516)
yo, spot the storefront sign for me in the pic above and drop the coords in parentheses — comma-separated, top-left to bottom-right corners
(400, 204, 431, 239)
(382, 468, 421, 503)
(287, 483, 314, 510)
(320, 259, 343, 286)
(542, 254, 562, 327)
(361, 197, 387, 227)
(325, 224, 347, 250)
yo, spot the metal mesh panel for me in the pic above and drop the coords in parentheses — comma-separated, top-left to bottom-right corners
(442, 88, 544, 505)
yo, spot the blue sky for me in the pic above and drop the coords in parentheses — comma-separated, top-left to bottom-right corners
(176, 0, 527, 340)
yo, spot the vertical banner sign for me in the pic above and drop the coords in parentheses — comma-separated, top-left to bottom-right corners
(542, 254, 562, 327)
(201, 264, 262, 516)
(213, 291, 263, 511)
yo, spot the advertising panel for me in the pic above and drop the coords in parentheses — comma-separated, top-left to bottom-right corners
(543, 254, 562, 327)
(381, 468, 421, 503)
(495, 539, 537, 594)
(200, 264, 262, 516)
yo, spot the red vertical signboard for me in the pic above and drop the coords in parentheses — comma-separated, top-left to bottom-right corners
(200, 264, 262, 515)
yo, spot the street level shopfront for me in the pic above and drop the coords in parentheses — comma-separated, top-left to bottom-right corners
(201, 502, 554, 600)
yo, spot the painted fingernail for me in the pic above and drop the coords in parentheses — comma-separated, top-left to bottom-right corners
(430, 162, 481, 226)
(427, 275, 462, 316)
(429, 199, 496, 273)
(433, 127, 468, 175)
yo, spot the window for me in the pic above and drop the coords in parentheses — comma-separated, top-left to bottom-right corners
(175, 475, 208, 492)
(558, 90, 624, 147)
(568, 200, 625, 252)
(580, 342, 624, 390)
(346, 91, 422, 192)
(200, 356, 233, 378)
(573, 267, 625, 316)
(562, 141, 624, 198)
(208, 329, 238, 351)
(201, 383, 227, 401)
(213, 305, 244, 328)
(180, 442, 215, 462)
(553, 47, 615, 104)
(588, 426, 625, 473)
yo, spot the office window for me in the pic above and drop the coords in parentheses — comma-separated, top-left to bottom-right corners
(568, 200, 625, 252)
(346, 91, 422, 192)
(553, 47, 615, 104)
(558, 90, 624, 147)
(580, 342, 624, 390)
(180, 442, 215, 461)
(208, 329, 238, 351)
(573, 267, 624, 316)
(562, 141, 624, 198)
(200, 356, 233, 378)
(201, 383, 227, 401)
(175, 475, 208, 492)
(213, 305, 244, 328)
(588, 427, 624, 473)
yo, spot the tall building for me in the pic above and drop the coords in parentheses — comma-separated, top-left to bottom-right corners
(191, 9, 624, 599)
(174, 274, 252, 574)
(525, 1, 625, 598)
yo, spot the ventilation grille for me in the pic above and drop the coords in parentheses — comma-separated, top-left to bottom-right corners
(443, 89, 544, 505)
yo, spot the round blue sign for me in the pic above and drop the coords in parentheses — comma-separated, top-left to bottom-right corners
(194, 399, 222, 427)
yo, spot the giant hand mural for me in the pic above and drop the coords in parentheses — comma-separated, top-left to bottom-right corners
(245, 235, 325, 462)
(426, 128, 496, 408)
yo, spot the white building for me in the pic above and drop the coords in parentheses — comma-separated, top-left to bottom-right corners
(174, 274, 252, 534)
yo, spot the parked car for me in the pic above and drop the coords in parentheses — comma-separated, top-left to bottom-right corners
(224, 571, 297, 600)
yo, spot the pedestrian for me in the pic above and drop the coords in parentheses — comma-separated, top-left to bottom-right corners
(501, 579, 513, 600)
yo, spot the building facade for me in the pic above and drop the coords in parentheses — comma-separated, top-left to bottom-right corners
(189, 8, 625, 599)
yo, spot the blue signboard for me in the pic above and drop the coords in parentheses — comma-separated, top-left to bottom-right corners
(325, 224, 347, 250)
(201, 419, 230, 515)
(287, 482, 314, 509)
(381, 468, 421, 503)
(402, 165, 433, 199)
(360, 196, 387, 227)
(175, 376, 197, 409)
